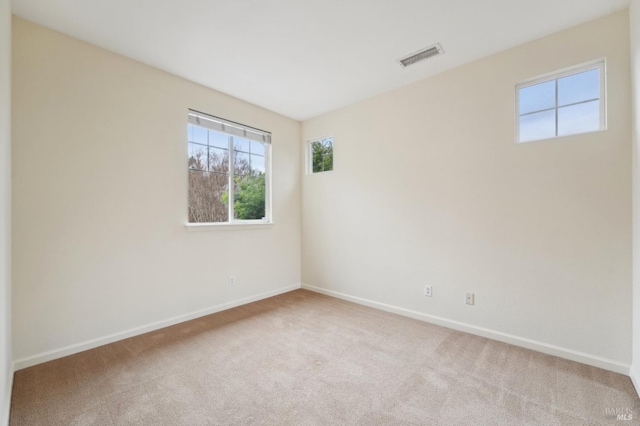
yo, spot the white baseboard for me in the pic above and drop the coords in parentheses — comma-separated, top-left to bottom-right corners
(301, 283, 630, 375)
(630, 364, 640, 398)
(2, 364, 12, 426)
(13, 284, 301, 371)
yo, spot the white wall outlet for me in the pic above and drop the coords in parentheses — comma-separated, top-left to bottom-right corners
(229, 275, 235, 286)
(424, 285, 432, 297)
(466, 293, 474, 305)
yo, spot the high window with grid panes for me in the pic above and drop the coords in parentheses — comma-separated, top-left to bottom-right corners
(187, 110, 270, 224)
(517, 60, 605, 143)
(309, 137, 333, 174)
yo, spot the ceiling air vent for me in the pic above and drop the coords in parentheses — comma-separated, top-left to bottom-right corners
(399, 43, 444, 67)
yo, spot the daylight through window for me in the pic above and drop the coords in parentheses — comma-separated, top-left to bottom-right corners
(517, 61, 605, 143)
(310, 137, 333, 173)
(187, 110, 270, 224)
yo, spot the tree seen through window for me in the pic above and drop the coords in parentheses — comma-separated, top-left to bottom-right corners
(188, 120, 268, 223)
(311, 137, 333, 173)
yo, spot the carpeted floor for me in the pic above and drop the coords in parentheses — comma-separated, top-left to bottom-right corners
(9, 289, 640, 425)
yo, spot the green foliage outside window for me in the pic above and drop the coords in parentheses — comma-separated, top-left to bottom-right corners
(222, 172, 266, 220)
(311, 138, 333, 173)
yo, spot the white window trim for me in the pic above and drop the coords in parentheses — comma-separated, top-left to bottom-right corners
(307, 135, 334, 175)
(185, 222, 273, 232)
(186, 110, 273, 229)
(515, 58, 607, 144)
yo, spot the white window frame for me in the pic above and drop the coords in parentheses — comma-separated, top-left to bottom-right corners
(308, 136, 334, 175)
(185, 110, 273, 231)
(515, 59, 607, 144)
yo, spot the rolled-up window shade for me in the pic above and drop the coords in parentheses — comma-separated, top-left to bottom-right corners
(188, 110, 271, 144)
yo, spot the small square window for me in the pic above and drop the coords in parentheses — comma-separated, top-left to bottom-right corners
(309, 137, 333, 174)
(516, 60, 605, 143)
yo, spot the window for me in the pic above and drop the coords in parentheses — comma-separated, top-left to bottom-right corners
(187, 110, 271, 224)
(309, 137, 333, 173)
(516, 60, 605, 143)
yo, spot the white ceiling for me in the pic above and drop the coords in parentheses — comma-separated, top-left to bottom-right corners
(11, 0, 629, 121)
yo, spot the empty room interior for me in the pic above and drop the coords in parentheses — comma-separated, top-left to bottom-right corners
(5, 0, 640, 424)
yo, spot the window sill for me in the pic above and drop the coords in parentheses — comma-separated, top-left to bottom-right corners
(516, 127, 606, 144)
(185, 222, 273, 232)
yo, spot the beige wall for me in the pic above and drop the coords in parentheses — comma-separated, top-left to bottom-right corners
(11, 17, 301, 366)
(0, 0, 11, 422)
(302, 11, 632, 371)
(631, 0, 640, 389)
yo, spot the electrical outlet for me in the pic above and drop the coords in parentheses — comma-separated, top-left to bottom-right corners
(424, 285, 432, 297)
(229, 276, 235, 286)
(466, 293, 474, 305)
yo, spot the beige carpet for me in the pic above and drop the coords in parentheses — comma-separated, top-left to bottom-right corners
(9, 289, 640, 425)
